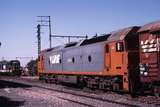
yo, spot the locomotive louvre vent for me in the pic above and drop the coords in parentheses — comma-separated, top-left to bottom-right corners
(80, 55, 82, 59)
(88, 55, 92, 62)
(72, 57, 75, 63)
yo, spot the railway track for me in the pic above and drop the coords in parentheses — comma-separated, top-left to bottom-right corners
(0, 79, 137, 107)
(0, 77, 159, 107)
(32, 85, 139, 107)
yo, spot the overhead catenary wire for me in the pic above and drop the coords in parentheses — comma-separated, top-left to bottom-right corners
(36, 16, 88, 56)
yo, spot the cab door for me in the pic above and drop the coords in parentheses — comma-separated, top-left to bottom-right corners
(105, 42, 125, 72)
(38, 54, 44, 74)
(109, 42, 124, 73)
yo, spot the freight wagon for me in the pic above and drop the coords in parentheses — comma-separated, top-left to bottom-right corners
(138, 21, 160, 96)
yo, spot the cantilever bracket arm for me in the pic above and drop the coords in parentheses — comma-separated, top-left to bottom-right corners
(51, 35, 88, 39)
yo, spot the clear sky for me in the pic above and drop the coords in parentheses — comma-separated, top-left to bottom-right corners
(0, 0, 160, 66)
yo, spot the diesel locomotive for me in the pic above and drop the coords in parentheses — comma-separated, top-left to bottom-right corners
(38, 21, 160, 96)
(0, 60, 21, 75)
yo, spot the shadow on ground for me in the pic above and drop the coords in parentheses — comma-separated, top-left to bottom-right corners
(0, 96, 24, 107)
(0, 80, 32, 89)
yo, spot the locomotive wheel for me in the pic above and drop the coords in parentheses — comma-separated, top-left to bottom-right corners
(112, 83, 120, 91)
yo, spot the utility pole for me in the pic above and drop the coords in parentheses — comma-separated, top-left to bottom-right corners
(48, 16, 52, 48)
(37, 24, 41, 54)
(37, 16, 88, 49)
(37, 16, 52, 48)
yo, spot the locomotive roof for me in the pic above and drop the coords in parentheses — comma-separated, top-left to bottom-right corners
(10, 60, 20, 63)
(41, 46, 63, 53)
(138, 20, 160, 33)
(40, 34, 111, 53)
(0, 60, 9, 64)
(80, 34, 110, 46)
(108, 26, 139, 42)
(64, 42, 78, 48)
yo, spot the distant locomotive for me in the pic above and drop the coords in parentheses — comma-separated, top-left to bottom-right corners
(38, 21, 160, 96)
(0, 60, 11, 73)
(0, 60, 21, 75)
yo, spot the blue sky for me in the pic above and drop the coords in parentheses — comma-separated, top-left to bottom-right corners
(0, 0, 160, 66)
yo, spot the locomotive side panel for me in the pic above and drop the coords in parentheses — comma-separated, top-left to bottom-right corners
(62, 43, 105, 72)
(63, 47, 83, 72)
(44, 50, 63, 72)
(81, 43, 105, 72)
(41, 42, 105, 74)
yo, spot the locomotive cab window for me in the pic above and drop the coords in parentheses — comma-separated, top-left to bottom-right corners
(116, 42, 124, 52)
(105, 44, 109, 53)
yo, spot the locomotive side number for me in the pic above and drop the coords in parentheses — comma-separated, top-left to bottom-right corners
(49, 54, 61, 64)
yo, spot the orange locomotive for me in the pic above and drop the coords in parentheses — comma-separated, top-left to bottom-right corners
(38, 26, 140, 95)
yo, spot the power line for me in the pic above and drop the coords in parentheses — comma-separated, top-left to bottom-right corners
(51, 35, 88, 43)
(16, 57, 34, 60)
(36, 16, 88, 52)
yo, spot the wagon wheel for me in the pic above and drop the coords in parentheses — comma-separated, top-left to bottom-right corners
(153, 86, 160, 97)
